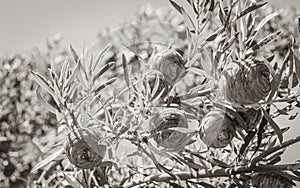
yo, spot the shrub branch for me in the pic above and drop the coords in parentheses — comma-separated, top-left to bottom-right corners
(122, 163, 300, 187)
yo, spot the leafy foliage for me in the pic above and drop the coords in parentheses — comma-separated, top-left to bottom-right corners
(2, 1, 300, 187)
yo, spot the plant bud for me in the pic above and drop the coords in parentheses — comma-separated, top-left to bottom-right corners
(151, 49, 186, 85)
(252, 173, 294, 188)
(219, 60, 271, 104)
(149, 109, 190, 151)
(65, 128, 105, 169)
(199, 109, 236, 148)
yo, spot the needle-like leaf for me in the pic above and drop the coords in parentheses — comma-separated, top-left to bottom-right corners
(31, 147, 64, 173)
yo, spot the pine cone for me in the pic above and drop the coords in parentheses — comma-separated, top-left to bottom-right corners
(151, 49, 186, 85)
(199, 109, 236, 148)
(219, 60, 271, 104)
(252, 173, 294, 188)
(149, 109, 191, 151)
(65, 128, 105, 169)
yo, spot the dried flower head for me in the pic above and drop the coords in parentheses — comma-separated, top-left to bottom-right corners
(252, 173, 295, 188)
(151, 49, 186, 85)
(149, 108, 191, 151)
(199, 109, 236, 148)
(219, 60, 271, 104)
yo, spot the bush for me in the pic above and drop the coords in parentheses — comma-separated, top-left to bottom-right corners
(2, 1, 300, 187)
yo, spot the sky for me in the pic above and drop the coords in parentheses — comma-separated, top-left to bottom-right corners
(0, 0, 169, 53)
(0, 0, 300, 53)
(0, 0, 299, 164)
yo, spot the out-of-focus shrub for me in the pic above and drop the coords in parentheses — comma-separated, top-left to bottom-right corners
(0, 35, 67, 187)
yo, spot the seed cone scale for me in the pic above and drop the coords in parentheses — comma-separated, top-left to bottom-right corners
(219, 60, 271, 104)
(199, 109, 236, 148)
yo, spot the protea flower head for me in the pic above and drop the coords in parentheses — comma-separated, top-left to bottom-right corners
(219, 60, 271, 104)
(149, 108, 191, 151)
(252, 173, 295, 188)
(199, 109, 236, 148)
(65, 128, 106, 169)
(237, 108, 262, 131)
(150, 49, 186, 85)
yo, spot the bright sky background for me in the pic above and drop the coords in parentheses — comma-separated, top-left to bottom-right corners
(0, 0, 299, 163)
(0, 0, 299, 53)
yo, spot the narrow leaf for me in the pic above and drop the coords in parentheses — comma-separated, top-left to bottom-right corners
(93, 62, 115, 82)
(255, 10, 282, 32)
(208, 0, 215, 11)
(65, 61, 80, 87)
(31, 147, 64, 173)
(199, 11, 212, 33)
(198, 182, 215, 188)
(59, 57, 70, 85)
(63, 173, 82, 188)
(297, 17, 300, 36)
(266, 55, 275, 62)
(240, 130, 257, 155)
(186, 0, 192, 4)
(247, 10, 282, 48)
(31, 71, 54, 96)
(36, 89, 58, 114)
(70, 45, 79, 63)
(175, 156, 205, 169)
(93, 77, 117, 94)
(265, 150, 285, 164)
(91, 44, 111, 72)
(253, 105, 269, 156)
(169, 0, 182, 14)
(261, 107, 283, 143)
(268, 50, 290, 101)
(218, 4, 225, 24)
(222, 32, 239, 51)
(122, 54, 130, 88)
(292, 170, 300, 178)
(206, 33, 218, 42)
(250, 30, 282, 52)
(192, 1, 199, 14)
(236, 2, 267, 20)
(211, 158, 230, 168)
(168, 127, 198, 134)
(180, 6, 196, 31)
(289, 113, 298, 120)
(294, 54, 300, 81)
(187, 67, 206, 76)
